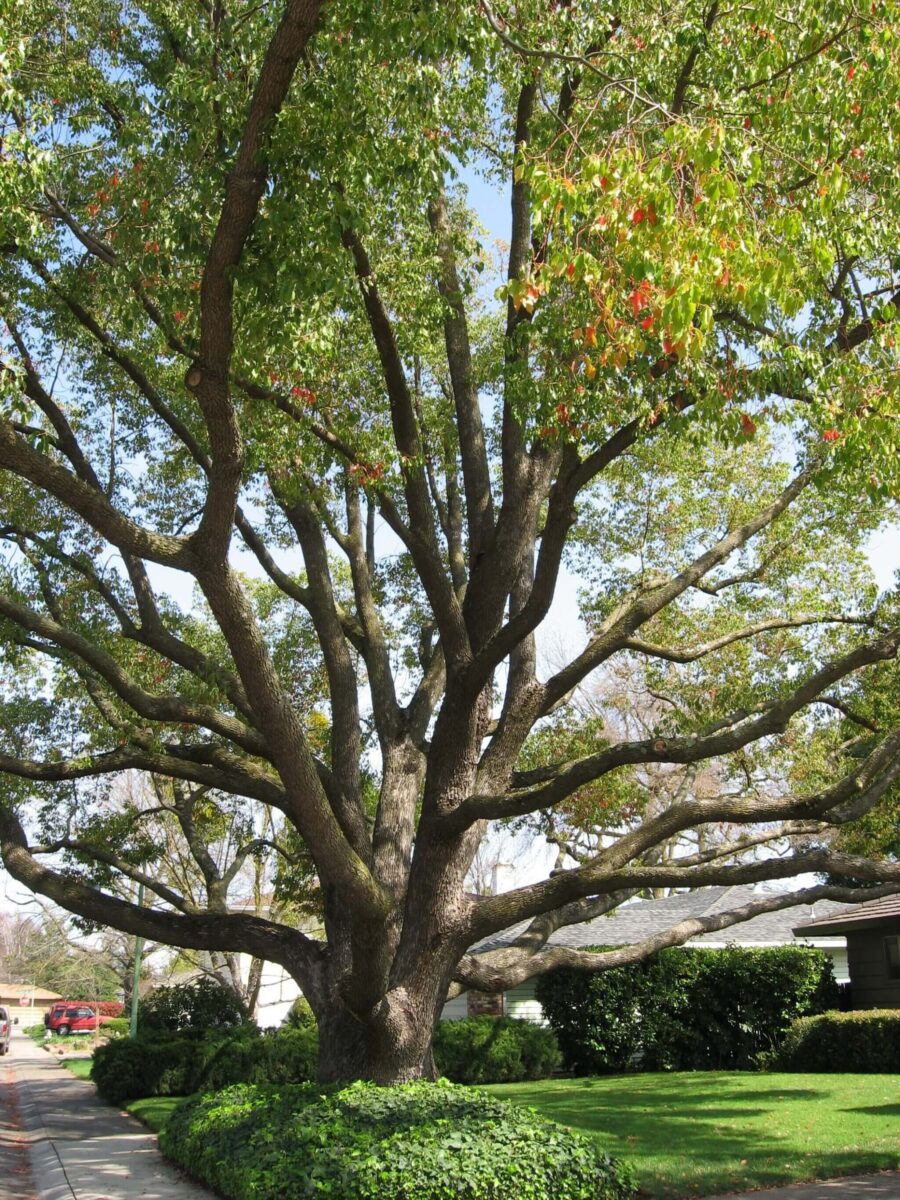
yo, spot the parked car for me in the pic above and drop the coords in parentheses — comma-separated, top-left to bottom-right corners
(47, 1004, 97, 1036)
(0, 1005, 14, 1054)
(45, 1002, 68, 1029)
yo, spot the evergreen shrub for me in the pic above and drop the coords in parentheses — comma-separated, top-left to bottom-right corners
(433, 1016, 560, 1083)
(283, 996, 317, 1029)
(769, 1010, 900, 1072)
(99, 1017, 130, 1038)
(535, 945, 837, 1073)
(91, 1025, 317, 1103)
(160, 1079, 635, 1200)
(92, 1035, 197, 1103)
(139, 977, 247, 1033)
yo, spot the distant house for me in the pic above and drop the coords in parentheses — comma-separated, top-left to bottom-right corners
(195, 885, 853, 1029)
(0, 983, 63, 1028)
(794, 893, 900, 1010)
(442, 884, 851, 1023)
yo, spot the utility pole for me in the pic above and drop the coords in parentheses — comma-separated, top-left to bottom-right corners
(129, 883, 144, 1039)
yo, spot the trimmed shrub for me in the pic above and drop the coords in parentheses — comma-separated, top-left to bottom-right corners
(139, 978, 247, 1033)
(433, 1017, 560, 1083)
(536, 945, 837, 1074)
(100, 1017, 130, 1039)
(94, 1001, 126, 1018)
(91, 1025, 318, 1103)
(197, 1025, 318, 1090)
(92, 1036, 197, 1104)
(160, 1079, 636, 1200)
(769, 1010, 900, 1072)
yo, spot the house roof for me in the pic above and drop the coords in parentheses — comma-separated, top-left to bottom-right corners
(793, 892, 900, 936)
(0, 983, 64, 1001)
(478, 884, 850, 954)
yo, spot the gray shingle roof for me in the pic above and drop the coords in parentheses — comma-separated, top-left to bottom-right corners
(793, 892, 900, 936)
(478, 885, 849, 953)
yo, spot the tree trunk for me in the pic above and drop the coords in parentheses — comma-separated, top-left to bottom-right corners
(315, 995, 441, 1085)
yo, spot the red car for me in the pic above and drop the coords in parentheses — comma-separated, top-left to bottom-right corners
(47, 1004, 98, 1036)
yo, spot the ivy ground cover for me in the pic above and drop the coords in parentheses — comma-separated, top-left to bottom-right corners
(486, 1073, 900, 1199)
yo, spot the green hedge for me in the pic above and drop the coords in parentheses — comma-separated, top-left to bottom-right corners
(91, 1025, 318, 1104)
(92, 1015, 557, 1100)
(160, 1079, 635, 1200)
(769, 1010, 900, 1072)
(535, 945, 838, 1073)
(433, 1017, 560, 1083)
(100, 1017, 130, 1039)
(139, 978, 247, 1033)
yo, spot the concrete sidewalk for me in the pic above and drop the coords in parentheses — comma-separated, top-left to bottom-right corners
(706, 1174, 900, 1199)
(3, 1029, 212, 1200)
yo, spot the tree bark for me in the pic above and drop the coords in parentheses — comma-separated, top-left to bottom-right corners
(315, 1000, 439, 1085)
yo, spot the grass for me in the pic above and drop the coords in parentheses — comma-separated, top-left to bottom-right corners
(63, 1063, 900, 1198)
(485, 1072, 900, 1198)
(61, 1057, 94, 1080)
(127, 1095, 185, 1132)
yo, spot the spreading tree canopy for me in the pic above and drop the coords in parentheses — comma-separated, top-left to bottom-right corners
(0, 0, 899, 1081)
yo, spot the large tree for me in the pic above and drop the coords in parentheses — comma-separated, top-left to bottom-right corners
(0, 0, 898, 1082)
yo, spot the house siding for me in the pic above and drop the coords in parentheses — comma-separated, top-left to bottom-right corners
(847, 931, 900, 1010)
(505, 979, 547, 1024)
(440, 994, 468, 1021)
(824, 946, 849, 984)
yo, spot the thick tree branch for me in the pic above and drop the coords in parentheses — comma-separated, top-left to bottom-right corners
(454, 878, 900, 991)
(189, 0, 325, 560)
(463, 720, 900, 934)
(0, 804, 324, 984)
(428, 191, 494, 560)
(540, 468, 813, 712)
(0, 593, 266, 755)
(340, 223, 468, 660)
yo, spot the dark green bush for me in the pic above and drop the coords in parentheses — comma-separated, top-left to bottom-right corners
(100, 1017, 131, 1039)
(139, 977, 248, 1033)
(433, 1017, 560, 1083)
(160, 1079, 635, 1200)
(197, 1025, 319, 1090)
(92, 1036, 197, 1104)
(91, 1025, 318, 1103)
(769, 1010, 900, 1072)
(536, 945, 837, 1074)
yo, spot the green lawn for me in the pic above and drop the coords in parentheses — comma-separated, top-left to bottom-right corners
(61, 1057, 94, 1080)
(107, 1072, 900, 1199)
(127, 1095, 184, 1132)
(485, 1073, 900, 1198)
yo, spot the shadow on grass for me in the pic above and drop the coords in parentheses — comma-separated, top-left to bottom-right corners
(487, 1074, 900, 1199)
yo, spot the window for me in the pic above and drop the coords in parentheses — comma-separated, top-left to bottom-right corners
(884, 936, 900, 980)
